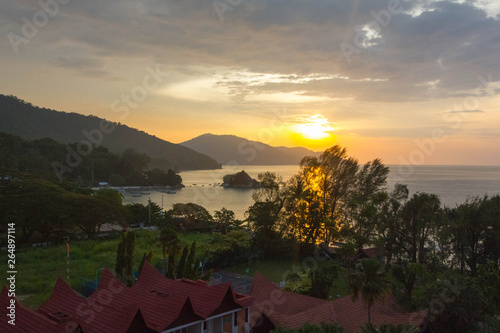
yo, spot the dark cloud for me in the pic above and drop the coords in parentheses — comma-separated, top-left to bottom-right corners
(1, 0, 499, 103)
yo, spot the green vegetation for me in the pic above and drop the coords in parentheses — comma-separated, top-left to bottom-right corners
(222, 170, 259, 188)
(348, 259, 391, 324)
(0, 230, 208, 309)
(0, 94, 221, 171)
(226, 258, 349, 298)
(283, 263, 339, 299)
(0, 132, 183, 186)
(0, 142, 499, 333)
(202, 229, 253, 267)
(242, 145, 500, 332)
(0, 171, 125, 241)
(358, 323, 419, 333)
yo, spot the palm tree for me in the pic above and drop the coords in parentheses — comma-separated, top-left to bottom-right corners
(349, 258, 391, 324)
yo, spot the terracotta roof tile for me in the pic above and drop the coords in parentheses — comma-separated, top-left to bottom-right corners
(249, 271, 427, 332)
(249, 272, 336, 329)
(331, 295, 427, 333)
(4, 263, 253, 333)
(0, 285, 72, 333)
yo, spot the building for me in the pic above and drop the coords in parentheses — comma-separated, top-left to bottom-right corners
(1, 262, 253, 333)
(249, 272, 427, 333)
(1, 264, 427, 333)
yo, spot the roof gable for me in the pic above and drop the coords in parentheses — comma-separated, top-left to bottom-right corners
(209, 287, 242, 317)
(249, 272, 336, 329)
(1, 285, 72, 333)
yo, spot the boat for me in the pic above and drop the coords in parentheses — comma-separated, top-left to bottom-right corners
(166, 191, 177, 194)
(132, 193, 141, 197)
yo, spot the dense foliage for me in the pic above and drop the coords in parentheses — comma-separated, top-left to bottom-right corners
(223, 170, 259, 187)
(0, 132, 183, 186)
(0, 170, 125, 243)
(245, 144, 500, 333)
(1, 140, 499, 333)
(0, 94, 221, 170)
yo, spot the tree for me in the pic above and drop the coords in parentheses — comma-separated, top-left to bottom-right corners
(425, 275, 486, 332)
(349, 159, 390, 246)
(358, 323, 418, 333)
(124, 231, 136, 286)
(203, 229, 252, 268)
(118, 148, 150, 185)
(284, 264, 338, 300)
(309, 264, 339, 299)
(67, 193, 124, 238)
(184, 241, 197, 279)
(166, 242, 180, 279)
(157, 224, 179, 276)
(349, 259, 391, 324)
(138, 250, 154, 277)
(399, 192, 441, 264)
(374, 184, 409, 270)
(284, 270, 312, 295)
(214, 207, 237, 234)
(115, 233, 127, 280)
(125, 202, 162, 226)
(92, 188, 124, 208)
(176, 245, 189, 279)
(246, 172, 287, 257)
(282, 145, 389, 246)
(444, 195, 500, 275)
(474, 261, 500, 316)
(114, 231, 137, 285)
(144, 168, 182, 187)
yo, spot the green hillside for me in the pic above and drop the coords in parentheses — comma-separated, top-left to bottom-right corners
(0, 95, 221, 171)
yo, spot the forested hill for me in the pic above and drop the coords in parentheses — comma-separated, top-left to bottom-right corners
(181, 133, 320, 165)
(0, 95, 221, 171)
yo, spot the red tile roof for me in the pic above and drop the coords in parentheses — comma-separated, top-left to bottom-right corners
(343, 247, 383, 262)
(34, 262, 252, 332)
(331, 294, 427, 333)
(360, 247, 382, 258)
(249, 272, 427, 333)
(134, 262, 253, 318)
(249, 272, 337, 330)
(0, 285, 73, 333)
(39, 276, 154, 333)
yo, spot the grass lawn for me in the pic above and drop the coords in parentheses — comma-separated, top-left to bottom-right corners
(0, 230, 210, 309)
(1, 230, 348, 309)
(225, 256, 350, 300)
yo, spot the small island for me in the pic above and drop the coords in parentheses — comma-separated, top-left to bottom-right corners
(222, 170, 260, 188)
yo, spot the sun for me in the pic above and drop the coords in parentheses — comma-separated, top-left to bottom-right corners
(294, 114, 335, 140)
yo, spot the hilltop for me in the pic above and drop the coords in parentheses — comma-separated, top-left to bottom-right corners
(181, 133, 320, 165)
(0, 95, 221, 171)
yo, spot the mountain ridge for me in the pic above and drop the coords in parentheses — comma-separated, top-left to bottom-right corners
(0, 94, 221, 171)
(180, 133, 320, 165)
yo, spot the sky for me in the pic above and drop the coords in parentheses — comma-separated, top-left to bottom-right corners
(1, 0, 500, 165)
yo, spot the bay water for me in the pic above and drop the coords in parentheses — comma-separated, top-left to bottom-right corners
(123, 165, 500, 219)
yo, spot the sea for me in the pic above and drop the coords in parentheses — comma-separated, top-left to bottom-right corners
(122, 165, 500, 219)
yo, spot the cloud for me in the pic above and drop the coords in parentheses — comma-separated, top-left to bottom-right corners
(445, 110, 485, 114)
(0, 0, 499, 146)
